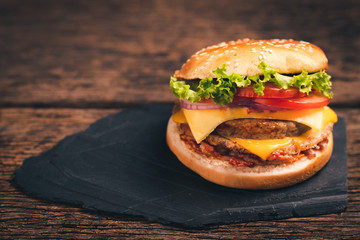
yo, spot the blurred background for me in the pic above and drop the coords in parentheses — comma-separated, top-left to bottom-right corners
(0, 0, 359, 107)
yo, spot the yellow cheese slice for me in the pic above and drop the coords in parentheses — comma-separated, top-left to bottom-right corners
(322, 106, 338, 128)
(229, 130, 314, 160)
(172, 109, 187, 123)
(173, 106, 337, 143)
(230, 138, 293, 160)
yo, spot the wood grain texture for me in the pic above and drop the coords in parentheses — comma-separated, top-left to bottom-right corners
(0, 108, 359, 239)
(0, 0, 359, 107)
(1, 0, 359, 238)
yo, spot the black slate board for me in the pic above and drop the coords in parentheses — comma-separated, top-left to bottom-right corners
(15, 105, 347, 227)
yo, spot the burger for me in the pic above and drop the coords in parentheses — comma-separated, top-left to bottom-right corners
(166, 39, 337, 189)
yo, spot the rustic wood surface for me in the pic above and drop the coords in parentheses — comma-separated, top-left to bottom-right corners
(0, 0, 359, 239)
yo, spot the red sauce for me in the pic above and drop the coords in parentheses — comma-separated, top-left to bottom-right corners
(304, 149, 316, 159)
(229, 158, 255, 167)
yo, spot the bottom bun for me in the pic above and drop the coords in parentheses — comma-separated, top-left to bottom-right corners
(166, 117, 333, 189)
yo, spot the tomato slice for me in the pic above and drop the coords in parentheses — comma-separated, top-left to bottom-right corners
(236, 83, 306, 98)
(253, 93, 329, 109)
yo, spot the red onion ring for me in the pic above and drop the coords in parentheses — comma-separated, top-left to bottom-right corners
(228, 100, 289, 111)
(180, 99, 288, 111)
(180, 99, 225, 110)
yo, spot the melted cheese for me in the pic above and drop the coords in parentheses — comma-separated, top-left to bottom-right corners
(230, 130, 314, 160)
(174, 106, 337, 143)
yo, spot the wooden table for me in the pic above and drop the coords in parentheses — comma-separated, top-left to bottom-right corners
(1, 0, 359, 238)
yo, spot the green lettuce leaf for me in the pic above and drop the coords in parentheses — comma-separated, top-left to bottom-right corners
(170, 76, 201, 102)
(169, 62, 333, 106)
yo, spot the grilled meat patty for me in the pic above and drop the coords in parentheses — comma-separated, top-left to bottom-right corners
(178, 118, 333, 166)
(215, 118, 310, 139)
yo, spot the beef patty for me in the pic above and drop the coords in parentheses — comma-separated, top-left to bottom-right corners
(215, 118, 310, 139)
(178, 118, 333, 166)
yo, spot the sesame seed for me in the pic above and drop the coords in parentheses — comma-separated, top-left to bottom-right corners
(263, 48, 272, 53)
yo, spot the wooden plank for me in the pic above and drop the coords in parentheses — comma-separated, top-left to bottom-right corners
(0, 0, 359, 107)
(0, 107, 359, 238)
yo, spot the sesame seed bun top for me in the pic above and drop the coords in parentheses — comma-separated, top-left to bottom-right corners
(174, 39, 328, 80)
